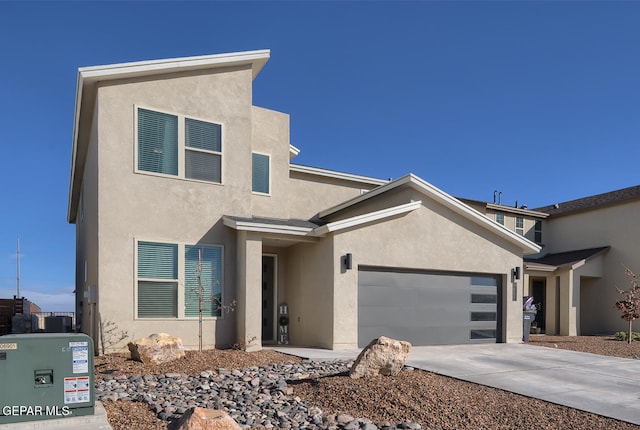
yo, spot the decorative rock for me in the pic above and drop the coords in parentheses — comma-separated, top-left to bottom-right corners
(336, 414, 355, 425)
(94, 359, 423, 430)
(349, 336, 412, 379)
(170, 407, 242, 430)
(128, 333, 186, 365)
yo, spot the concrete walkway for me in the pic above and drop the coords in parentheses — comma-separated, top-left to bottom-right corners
(269, 344, 640, 426)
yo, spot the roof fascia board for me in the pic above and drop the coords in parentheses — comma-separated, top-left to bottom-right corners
(78, 50, 270, 82)
(313, 201, 422, 235)
(67, 73, 84, 222)
(290, 164, 388, 187)
(486, 203, 549, 218)
(289, 144, 301, 159)
(223, 216, 314, 236)
(524, 263, 558, 272)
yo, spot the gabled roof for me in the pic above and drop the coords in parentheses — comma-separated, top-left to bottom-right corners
(319, 174, 541, 255)
(67, 50, 271, 223)
(524, 246, 610, 271)
(535, 185, 640, 217)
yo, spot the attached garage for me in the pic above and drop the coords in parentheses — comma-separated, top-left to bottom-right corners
(358, 267, 502, 347)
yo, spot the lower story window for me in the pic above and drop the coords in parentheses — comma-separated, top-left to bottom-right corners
(185, 245, 223, 317)
(137, 240, 223, 318)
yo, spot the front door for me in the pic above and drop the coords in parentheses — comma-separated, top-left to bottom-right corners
(261, 255, 276, 343)
(531, 279, 546, 332)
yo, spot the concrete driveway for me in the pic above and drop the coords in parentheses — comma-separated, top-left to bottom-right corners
(270, 343, 640, 426)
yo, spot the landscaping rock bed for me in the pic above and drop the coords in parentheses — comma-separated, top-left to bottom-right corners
(98, 337, 640, 429)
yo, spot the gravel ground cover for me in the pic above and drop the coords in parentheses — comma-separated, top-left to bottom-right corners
(98, 336, 640, 430)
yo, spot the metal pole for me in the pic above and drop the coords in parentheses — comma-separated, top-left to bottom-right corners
(16, 236, 20, 298)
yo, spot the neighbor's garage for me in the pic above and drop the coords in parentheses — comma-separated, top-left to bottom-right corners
(358, 268, 502, 347)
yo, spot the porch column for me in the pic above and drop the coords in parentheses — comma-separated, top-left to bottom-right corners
(236, 231, 263, 352)
(558, 270, 578, 336)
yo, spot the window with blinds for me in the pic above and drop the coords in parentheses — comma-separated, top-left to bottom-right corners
(252, 153, 270, 194)
(184, 245, 223, 317)
(137, 241, 178, 318)
(185, 118, 222, 183)
(138, 109, 178, 175)
(136, 107, 222, 183)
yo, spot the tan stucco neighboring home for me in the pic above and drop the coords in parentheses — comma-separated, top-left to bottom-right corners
(71, 49, 640, 354)
(523, 186, 640, 337)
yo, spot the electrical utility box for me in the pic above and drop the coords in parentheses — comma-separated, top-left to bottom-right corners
(0, 333, 94, 424)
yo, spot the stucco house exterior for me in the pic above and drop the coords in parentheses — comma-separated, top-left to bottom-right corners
(67, 50, 637, 352)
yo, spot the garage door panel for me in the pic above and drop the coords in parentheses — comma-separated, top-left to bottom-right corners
(358, 269, 501, 347)
(359, 306, 469, 327)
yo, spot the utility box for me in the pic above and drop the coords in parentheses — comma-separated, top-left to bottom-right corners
(0, 333, 94, 424)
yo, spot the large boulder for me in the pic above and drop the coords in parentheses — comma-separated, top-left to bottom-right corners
(349, 336, 412, 379)
(170, 408, 241, 430)
(128, 333, 185, 365)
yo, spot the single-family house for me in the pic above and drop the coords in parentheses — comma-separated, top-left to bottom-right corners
(67, 50, 636, 352)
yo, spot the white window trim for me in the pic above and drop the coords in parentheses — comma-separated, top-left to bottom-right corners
(495, 212, 504, 225)
(251, 151, 271, 196)
(134, 238, 225, 320)
(133, 105, 224, 185)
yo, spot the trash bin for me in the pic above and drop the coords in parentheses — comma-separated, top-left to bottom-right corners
(523, 311, 537, 342)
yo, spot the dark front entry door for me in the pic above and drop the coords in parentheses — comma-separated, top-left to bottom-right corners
(261, 255, 276, 343)
(531, 279, 546, 332)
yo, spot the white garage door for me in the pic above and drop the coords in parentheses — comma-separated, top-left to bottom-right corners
(358, 268, 501, 347)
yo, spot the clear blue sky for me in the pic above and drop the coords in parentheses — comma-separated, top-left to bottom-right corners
(0, 1, 638, 311)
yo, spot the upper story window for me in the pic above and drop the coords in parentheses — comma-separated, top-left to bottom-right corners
(252, 152, 270, 194)
(137, 107, 222, 183)
(495, 213, 504, 225)
(534, 220, 542, 243)
(515, 217, 524, 235)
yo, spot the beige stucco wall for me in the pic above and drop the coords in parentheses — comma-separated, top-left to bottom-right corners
(283, 239, 335, 348)
(250, 106, 290, 218)
(92, 66, 261, 351)
(76, 101, 100, 346)
(288, 172, 377, 220)
(545, 202, 640, 334)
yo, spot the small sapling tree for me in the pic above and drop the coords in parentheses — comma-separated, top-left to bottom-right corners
(615, 268, 640, 344)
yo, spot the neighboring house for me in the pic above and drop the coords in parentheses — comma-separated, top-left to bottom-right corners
(525, 186, 640, 337)
(464, 187, 640, 337)
(67, 50, 636, 352)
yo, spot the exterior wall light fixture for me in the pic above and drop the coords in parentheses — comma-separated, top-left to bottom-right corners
(342, 253, 353, 271)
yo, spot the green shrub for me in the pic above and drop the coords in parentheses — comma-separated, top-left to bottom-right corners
(614, 331, 640, 341)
